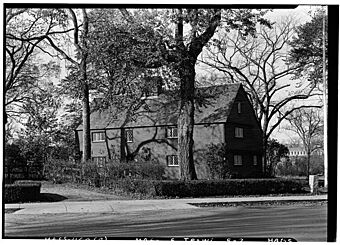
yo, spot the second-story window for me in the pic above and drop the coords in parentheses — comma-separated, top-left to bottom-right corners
(235, 127, 244, 138)
(167, 127, 178, 138)
(92, 132, 105, 142)
(126, 129, 133, 143)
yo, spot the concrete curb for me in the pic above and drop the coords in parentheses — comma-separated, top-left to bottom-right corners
(5, 194, 327, 215)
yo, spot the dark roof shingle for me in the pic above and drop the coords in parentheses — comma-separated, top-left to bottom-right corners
(77, 84, 241, 130)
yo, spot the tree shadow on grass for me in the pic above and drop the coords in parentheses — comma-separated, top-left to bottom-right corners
(39, 193, 68, 202)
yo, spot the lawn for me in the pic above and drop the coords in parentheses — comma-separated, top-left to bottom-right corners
(39, 181, 131, 202)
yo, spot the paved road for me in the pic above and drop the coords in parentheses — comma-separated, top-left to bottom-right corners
(5, 202, 327, 242)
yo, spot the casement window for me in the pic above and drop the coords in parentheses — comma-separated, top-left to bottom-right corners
(235, 127, 244, 138)
(237, 102, 242, 113)
(167, 155, 179, 167)
(253, 155, 258, 166)
(126, 129, 134, 143)
(167, 127, 178, 138)
(92, 156, 106, 167)
(92, 132, 105, 142)
(234, 155, 242, 166)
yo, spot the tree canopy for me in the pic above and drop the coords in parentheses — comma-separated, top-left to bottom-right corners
(289, 8, 328, 85)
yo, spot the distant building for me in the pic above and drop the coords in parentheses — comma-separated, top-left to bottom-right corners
(288, 146, 323, 157)
(76, 84, 264, 179)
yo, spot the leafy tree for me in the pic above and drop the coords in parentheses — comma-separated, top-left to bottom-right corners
(266, 139, 289, 176)
(288, 8, 328, 85)
(5, 8, 66, 124)
(37, 8, 92, 162)
(201, 18, 321, 175)
(285, 108, 323, 177)
(94, 8, 270, 180)
(17, 81, 61, 163)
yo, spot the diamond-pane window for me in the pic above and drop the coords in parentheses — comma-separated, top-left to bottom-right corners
(126, 129, 133, 143)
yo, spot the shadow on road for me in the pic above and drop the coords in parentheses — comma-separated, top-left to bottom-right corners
(39, 193, 68, 202)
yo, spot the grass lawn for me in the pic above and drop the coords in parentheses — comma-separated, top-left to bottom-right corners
(39, 181, 133, 202)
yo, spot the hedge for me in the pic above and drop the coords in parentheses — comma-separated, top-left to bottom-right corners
(5, 182, 41, 203)
(112, 178, 308, 198)
(152, 178, 308, 197)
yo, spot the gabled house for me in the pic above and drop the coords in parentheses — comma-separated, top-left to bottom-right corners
(76, 83, 264, 179)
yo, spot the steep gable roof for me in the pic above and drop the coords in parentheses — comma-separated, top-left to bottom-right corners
(77, 83, 241, 130)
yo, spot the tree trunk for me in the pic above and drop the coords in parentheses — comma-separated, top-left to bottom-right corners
(82, 81, 91, 162)
(74, 129, 81, 161)
(306, 151, 311, 177)
(104, 129, 111, 160)
(120, 128, 127, 162)
(80, 9, 91, 162)
(178, 57, 197, 180)
(81, 54, 91, 162)
(263, 135, 268, 177)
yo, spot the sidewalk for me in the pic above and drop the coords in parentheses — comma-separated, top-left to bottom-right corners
(5, 194, 327, 215)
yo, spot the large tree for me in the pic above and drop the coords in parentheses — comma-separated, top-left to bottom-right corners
(288, 8, 328, 85)
(201, 18, 321, 175)
(5, 8, 68, 124)
(93, 8, 270, 180)
(41, 9, 91, 162)
(285, 108, 323, 177)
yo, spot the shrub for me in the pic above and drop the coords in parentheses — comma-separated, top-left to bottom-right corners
(112, 178, 157, 196)
(100, 178, 307, 198)
(45, 159, 81, 184)
(133, 159, 165, 180)
(153, 178, 308, 197)
(5, 182, 41, 203)
(205, 143, 232, 179)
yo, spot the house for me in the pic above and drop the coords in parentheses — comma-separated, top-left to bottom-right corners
(288, 147, 324, 157)
(76, 83, 264, 179)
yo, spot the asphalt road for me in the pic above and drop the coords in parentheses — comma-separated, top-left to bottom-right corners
(5, 202, 327, 242)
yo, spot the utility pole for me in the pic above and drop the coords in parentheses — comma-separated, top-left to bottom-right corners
(322, 6, 328, 188)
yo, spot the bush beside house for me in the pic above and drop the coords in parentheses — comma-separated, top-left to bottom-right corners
(5, 181, 41, 203)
